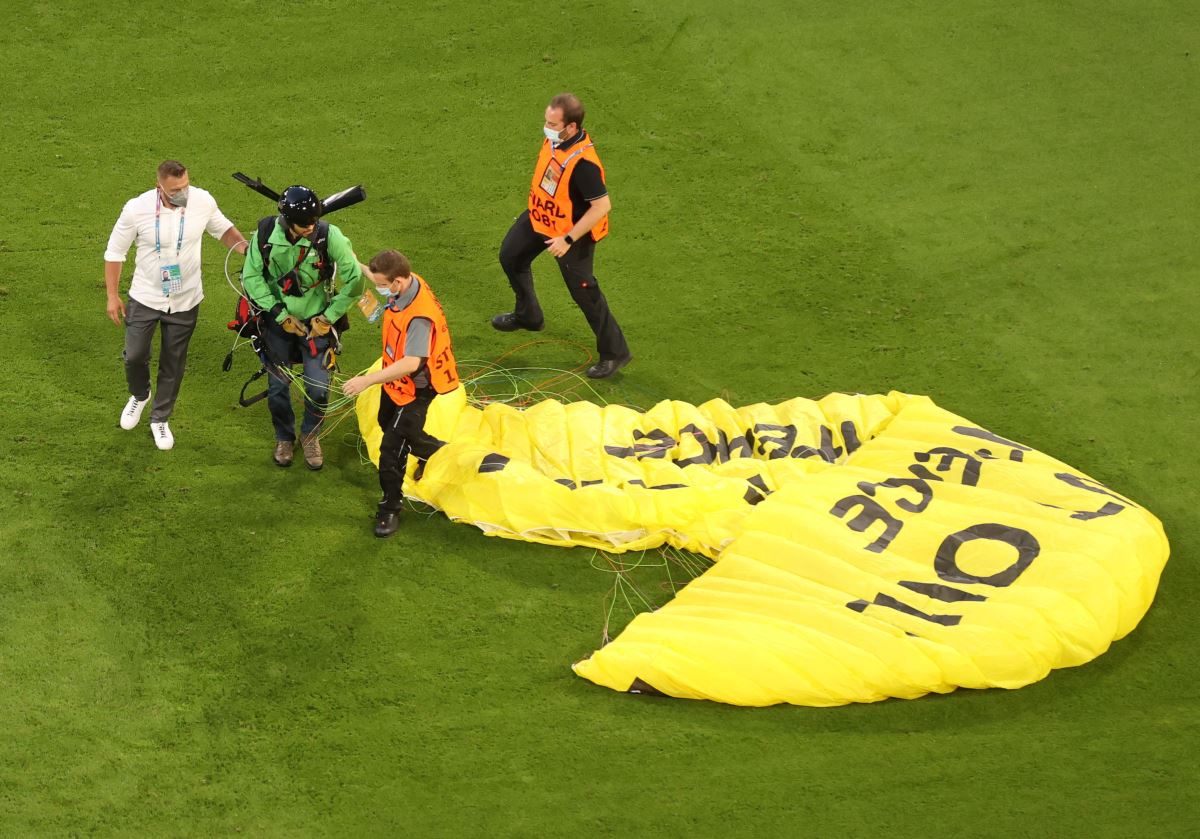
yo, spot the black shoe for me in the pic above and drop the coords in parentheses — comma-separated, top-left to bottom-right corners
(491, 312, 544, 333)
(586, 354, 633, 379)
(374, 509, 401, 538)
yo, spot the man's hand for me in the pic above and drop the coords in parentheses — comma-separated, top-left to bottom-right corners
(235, 241, 250, 256)
(106, 294, 125, 326)
(544, 236, 572, 258)
(342, 375, 371, 397)
(281, 314, 309, 337)
(308, 314, 333, 338)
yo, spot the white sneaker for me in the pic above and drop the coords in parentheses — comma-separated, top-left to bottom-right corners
(119, 393, 151, 430)
(150, 421, 174, 451)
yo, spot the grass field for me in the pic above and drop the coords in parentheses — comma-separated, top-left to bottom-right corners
(1, 1, 1197, 835)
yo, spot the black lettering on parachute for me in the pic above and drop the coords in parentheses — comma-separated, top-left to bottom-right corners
(605, 429, 675, 460)
(743, 474, 772, 506)
(605, 423, 859, 466)
(830, 495, 904, 553)
(478, 453, 511, 473)
(856, 463, 942, 514)
(791, 423, 853, 463)
(952, 425, 1033, 462)
(830, 446, 982, 552)
(846, 523, 1041, 628)
(914, 447, 983, 487)
(752, 424, 797, 460)
(935, 523, 1041, 587)
(846, 592, 963, 627)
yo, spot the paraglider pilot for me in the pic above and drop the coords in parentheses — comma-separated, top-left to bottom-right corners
(241, 185, 365, 470)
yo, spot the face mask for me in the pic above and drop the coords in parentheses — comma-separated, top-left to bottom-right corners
(162, 186, 189, 208)
(543, 126, 562, 144)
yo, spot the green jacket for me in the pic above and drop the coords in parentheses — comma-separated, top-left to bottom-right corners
(242, 218, 365, 323)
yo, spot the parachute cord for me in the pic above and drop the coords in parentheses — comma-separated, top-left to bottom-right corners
(590, 546, 714, 644)
(460, 338, 604, 409)
(224, 242, 249, 301)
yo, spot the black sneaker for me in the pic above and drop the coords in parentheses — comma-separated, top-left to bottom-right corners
(586, 354, 633, 379)
(374, 509, 401, 538)
(491, 312, 545, 333)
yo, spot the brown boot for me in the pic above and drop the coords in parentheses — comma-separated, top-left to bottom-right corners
(300, 432, 324, 470)
(274, 440, 294, 467)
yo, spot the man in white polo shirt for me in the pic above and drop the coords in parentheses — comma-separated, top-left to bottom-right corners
(104, 160, 249, 450)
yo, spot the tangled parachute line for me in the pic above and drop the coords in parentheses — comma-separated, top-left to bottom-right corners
(592, 547, 714, 645)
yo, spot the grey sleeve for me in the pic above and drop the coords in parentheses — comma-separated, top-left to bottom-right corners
(404, 317, 433, 358)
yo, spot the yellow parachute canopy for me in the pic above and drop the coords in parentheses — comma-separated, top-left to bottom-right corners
(356, 378, 1168, 706)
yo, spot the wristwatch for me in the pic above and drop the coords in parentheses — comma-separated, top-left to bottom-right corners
(564, 234, 575, 245)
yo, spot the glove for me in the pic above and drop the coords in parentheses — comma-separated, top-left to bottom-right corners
(308, 314, 333, 338)
(280, 314, 308, 337)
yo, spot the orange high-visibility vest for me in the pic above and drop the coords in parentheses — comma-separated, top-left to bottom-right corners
(528, 136, 609, 242)
(380, 273, 460, 406)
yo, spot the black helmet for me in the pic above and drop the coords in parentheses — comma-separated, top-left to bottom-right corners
(278, 185, 322, 226)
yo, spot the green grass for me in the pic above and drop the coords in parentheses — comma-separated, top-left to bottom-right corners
(1, 1, 1197, 835)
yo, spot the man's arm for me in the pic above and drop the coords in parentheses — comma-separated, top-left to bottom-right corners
(219, 226, 249, 255)
(322, 228, 366, 322)
(240, 231, 284, 319)
(549, 178, 614, 258)
(342, 318, 432, 396)
(342, 355, 425, 396)
(567, 194, 612, 242)
(103, 202, 135, 325)
(104, 261, 126, 325)
(206, 200, 249, 254)
(545, 194, 611, 257)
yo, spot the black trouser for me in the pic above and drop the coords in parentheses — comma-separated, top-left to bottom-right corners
(377, 389, 444, 511)
(498, 211, 630, 361)
(123, 297, 200, 423)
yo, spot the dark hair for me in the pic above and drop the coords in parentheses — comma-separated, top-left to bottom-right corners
(369, 249, 412, 280)
(549, 93, 585, 130)
(157, 160, 187, 179)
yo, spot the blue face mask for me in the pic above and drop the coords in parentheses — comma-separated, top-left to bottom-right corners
(543, 126, 562, 144)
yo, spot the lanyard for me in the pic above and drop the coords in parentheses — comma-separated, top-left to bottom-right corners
(549, 132, 594, 164)
(155, 194, 186, 258)
(548, 142, 594, 176)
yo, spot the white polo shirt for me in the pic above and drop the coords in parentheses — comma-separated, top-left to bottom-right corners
(104, 186, 235, 313)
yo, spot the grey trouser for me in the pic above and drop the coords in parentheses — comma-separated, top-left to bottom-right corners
(123, 297, 200, 423)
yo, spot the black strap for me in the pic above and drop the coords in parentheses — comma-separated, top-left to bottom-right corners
(310, 220, 333, 282)
(238, 367, 269, 407)
(256, 216, 332, 287)
(256, 216, 277, 282)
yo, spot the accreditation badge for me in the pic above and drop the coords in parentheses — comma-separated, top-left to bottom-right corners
(539, 158, 564, 196)
(161, 263, 184, 296)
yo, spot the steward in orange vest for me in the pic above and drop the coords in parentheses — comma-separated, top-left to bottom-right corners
(527, 136, 609, 242)
(341, 250, 459, 537)
(492, 92, 632, 380)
